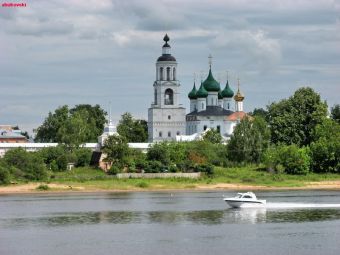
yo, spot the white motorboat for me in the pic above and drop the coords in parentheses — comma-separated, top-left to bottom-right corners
(223, 192, 266, 208)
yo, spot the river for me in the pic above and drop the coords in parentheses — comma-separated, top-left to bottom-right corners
(0, 190, 340, 255)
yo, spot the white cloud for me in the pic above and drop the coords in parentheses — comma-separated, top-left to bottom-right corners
(211, 30, 281, 69)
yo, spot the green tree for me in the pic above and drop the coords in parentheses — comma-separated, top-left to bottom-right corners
(263, 145, 310, 175)
(203, 129, 222, 144)
(147, 142, 170, 165)
(102, 135, 130, 167)
(227, 116, 271, 163)
(331, 104, 340, 123)
(4, 148, 48, 181)
(57, 110, 90, 149)
(267, 87, 328, 146)
(35, 104, 107, 144)
(0, 161, 10, 185)
(70, 104, 107, 141)
(310, 119, 340, 173)
(250, 108, 269, 121)
(35, 105, 69, 142)
(117, 112, 148, 142)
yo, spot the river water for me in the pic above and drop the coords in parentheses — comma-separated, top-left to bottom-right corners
(0, 190, 340, 255)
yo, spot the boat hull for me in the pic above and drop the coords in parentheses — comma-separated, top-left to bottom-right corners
(224, 199, 266, 208)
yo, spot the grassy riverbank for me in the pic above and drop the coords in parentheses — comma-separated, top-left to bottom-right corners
(1, 166, 340, 193)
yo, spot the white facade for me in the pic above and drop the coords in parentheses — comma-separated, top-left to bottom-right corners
(186, 69, 246, 139)
(148, 35, 186, 142)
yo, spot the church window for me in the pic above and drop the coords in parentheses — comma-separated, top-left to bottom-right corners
(228, 103, 230, 109)
(168, 131, 171, 137)
(154, 89, 157, 104)
(217, 125, 221, 134)
(160, 67, 164, 80)
(159, 131, 162, 137)
(211, 98, 213, 105)
(204, 125, 207, 131)
(173, 68, 176, 80)
(166, 67, 171, 81)
(168, 115, 171, 120)
(164, 88, 174, 105)
(202, 103, 204, 109)
(177, 131, 180, 135)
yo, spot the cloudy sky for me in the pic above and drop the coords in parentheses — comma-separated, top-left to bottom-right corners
(0, 0, 339, 134)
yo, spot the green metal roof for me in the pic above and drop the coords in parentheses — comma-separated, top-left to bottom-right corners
(203, 68, 220, 92)
(188, 83, 197, 99)
(221, 80, 234, 98)
(196, 82, 208, 98)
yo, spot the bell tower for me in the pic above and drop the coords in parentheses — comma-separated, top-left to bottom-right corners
(148, 34, 186, 142)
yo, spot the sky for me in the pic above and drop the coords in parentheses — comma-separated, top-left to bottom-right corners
(0, 0, 339, 134)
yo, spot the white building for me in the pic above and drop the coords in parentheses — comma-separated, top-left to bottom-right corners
(186, 67, 248, 139)
(148, 34, 186, 142)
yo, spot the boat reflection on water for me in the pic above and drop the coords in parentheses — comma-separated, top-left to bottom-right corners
(228, 208, 267, 224)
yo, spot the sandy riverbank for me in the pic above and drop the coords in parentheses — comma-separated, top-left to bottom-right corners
(1, 181, 340, 194)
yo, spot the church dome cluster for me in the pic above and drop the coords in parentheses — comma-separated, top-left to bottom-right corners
(187, 69, 234, 99)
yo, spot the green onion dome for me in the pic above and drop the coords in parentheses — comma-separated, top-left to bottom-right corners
(221, 80, 234, 98)
(188, 83, 197, 99)
(196, 82, 208, 98)
(218, 90, 223, 99)
(202, 68, 221, 92)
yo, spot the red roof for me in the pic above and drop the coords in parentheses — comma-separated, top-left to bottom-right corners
(226, 111, 249, 121)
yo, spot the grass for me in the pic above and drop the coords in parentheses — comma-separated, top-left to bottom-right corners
(2, 166, 336, 191)
(44, 166, 340, 191)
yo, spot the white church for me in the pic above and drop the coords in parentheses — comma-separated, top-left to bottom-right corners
(148, 34, 248, 142)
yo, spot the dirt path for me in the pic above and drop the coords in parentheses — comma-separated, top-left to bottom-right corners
(1, 180, 340, 194)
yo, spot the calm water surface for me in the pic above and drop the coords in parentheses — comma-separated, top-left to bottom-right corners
(1, 190, 340, 255)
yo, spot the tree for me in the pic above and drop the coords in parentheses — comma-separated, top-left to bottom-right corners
(227, 116, 271, 163)
(250, 108, 269, 121)
(331, 104, 340, 123)
(57, 110, 90, 148)
(34, 104, 107, 145)
(35, 105, 69, 142)
(310, 118, 340, 173)
(263, 145, 310, 175)
(70, 104, 107, 141)
(102, 135, 130, 167)
(267, 87, 328, 146)
(117, 112, 148, 142)
(203, 129, 222, 144)
(3, 148, 48, 181)
(0, 161, 10, 185)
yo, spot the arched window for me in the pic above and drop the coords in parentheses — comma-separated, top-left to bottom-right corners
(160, 67, 163, 80)
(164, 88, 173, 105)
(166, 67, 171, 81)
(176, 131, 180, 136)
(159, 131, 162, 137)
(202, 102, 204, 109)
(204, 125, 207, 131)
(217, 125, 221, 134)
(154, 89, 157, 104)
(168, 131, 171, 137)
(173, 68, 176, 80)
(168, 115, 171, 120)
(227, 103, 230, 109)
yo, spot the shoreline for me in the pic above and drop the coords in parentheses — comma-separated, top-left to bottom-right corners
(1, 181, 340, 195)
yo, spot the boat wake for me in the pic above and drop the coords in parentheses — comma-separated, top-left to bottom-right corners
(265, 202, 340, 209)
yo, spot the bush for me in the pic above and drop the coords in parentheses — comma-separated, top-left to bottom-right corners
(144, 161, 163, 173)
(263, 145, 310, 175)
(195, 164, 214, 177)
(36, 184, 50, 191)
(310, 138, 340, 173)
(0, 165, 10, 185)
(108, 165, 120, 175)
(74, 148, 92, 167)
(4, 148, 48, 181)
